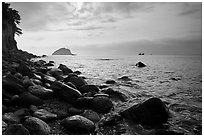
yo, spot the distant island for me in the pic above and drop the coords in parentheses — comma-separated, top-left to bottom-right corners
(52, 48, 76, 55)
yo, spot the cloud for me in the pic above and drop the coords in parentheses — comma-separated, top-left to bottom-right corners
(178, 2, 201, 17)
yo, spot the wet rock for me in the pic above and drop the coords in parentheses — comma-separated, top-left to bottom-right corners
(98, 113, 122, 127)
(58, 64, 73, 75)
(82, 110, 100, 123)
(99, 85, 109, 89)
(61, 115, 95, 134)
(92, 96, 113, 114)
(120, 97, 169, 125)
(68, 107, 84, 115)
(66, 82, 77, 89)
(2, 121, 8, 132)
(14, 72, 23, 79)
(19, 92, 43, 107)
(3, 74, 25, 95)
(76, 97, 94, 108)
(23, 76, 34, 88)
(4, 124, 30, 135)
(17, 61, 34, 77)
(104, 88, 128, 102)
(36, 67, 49, 74)
(3, 113, 20, 124)
(136, 62, 146, 68)
(23, 117, 51, 135)
(170, 77, 181, 81)
(68, 75, 88, 89)
(32, 79, 43, 85)
(48, 68, 63, 78)
(118, 76, 131, 81)
(73, 70, 82, 75)
(29, 105, 38, 113)
(28, 85, 54, 99)
(14, 108, 30, 118)
(11, 95, 20, 105)
(44, 62, 54, 67)
(42, 75, 56, 84)
(79, 85, 99, 94)
(106, 80, 116, 84)
(33, 109, 57, 121)
(51, 81, 82, 103)
(94, 93, 109, 98)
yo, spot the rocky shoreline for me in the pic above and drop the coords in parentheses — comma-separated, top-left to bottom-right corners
(2, 52, 187, 135)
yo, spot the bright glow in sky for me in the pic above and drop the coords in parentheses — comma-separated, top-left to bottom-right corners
(10, 2, 201, 56)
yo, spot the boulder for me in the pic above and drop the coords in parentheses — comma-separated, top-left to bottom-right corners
(82, 110, 100, 123)
(32, 79, 43, 86)
(73, 70, 82, 75)
(120, 97, 169, 125)
(67, 75, 88, 89)
(51, 81, 82, 103)
(75, 97, 94, 108)
(3, 113, 20, 124)
(61, 115, 95, 134)
(58, 64, 73, 75)
(4, 124, 30, 135)
(68, 107, 84, 115)
(2, 121, 8, 132)
(44, 62, 54, 67)
(14, 108, 30, 118)
(19, 92, 43, 107)
(79, 85, 99, 94)
(92, 96, 113, 114)
(48, 68, 63, 78)
(2, 74, 25, 95)
(66, 82, 77, 89)
(105, 80, 116, 84)
(33, 109, 57, 121)
(14, 72, 23, 79)
(104, 88, 128, 102)
(23, 76, 34, 88)
(118, 76, 131, 81)
(28, 85, 54, 99)
(136, 62, 146, 68)
(42, 75, 56, 84)
(17, 61, 34, 77)
(23, 117, 51, 135)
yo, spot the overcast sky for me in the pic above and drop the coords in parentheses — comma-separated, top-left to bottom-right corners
(10, 2, 202, 56)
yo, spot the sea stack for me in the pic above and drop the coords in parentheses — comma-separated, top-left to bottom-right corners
(52, 48, 75, 55)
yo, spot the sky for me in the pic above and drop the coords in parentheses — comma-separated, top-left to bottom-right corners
(10, 2, 202, 56)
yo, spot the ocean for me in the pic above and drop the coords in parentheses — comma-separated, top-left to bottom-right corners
(37, 55, 202, 134)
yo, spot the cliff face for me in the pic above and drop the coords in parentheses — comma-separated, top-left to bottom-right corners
(2, 19, 18, 55)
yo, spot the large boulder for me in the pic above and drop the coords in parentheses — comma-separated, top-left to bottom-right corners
(19, 92, 43, 107)
(3, 113, 20, 124)
(48, 68, 63, 78)
(58, 64, 73, 75)
(42, 75, 56, 84)
(92, 96, 113, 114)
(51, 81, 82, 103)
(135, 62, 146, 68)
(82, 110, 100, 123)
(33, 109, 57, 121)
(75, 97, 94, 108)
(23, 117, 51, 135)
(17, 61, 34, 77)
(79, 85, 99, 95)
(120, 97, 169, 125)
(61, 115, 95, 134)
(4, 124, 30, 135)
(28, 85, 54, 99)
(2, 74, 25, 96)
(103, 88, 127, 102)
(66, 75, 88, 89)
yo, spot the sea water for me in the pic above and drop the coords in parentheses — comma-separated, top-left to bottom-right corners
(39, 55, 202, 134)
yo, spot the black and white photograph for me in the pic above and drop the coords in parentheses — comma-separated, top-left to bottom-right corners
(2, 1, 202, 135)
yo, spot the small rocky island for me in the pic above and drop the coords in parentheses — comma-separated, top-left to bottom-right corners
(52, 48, 75, 55)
